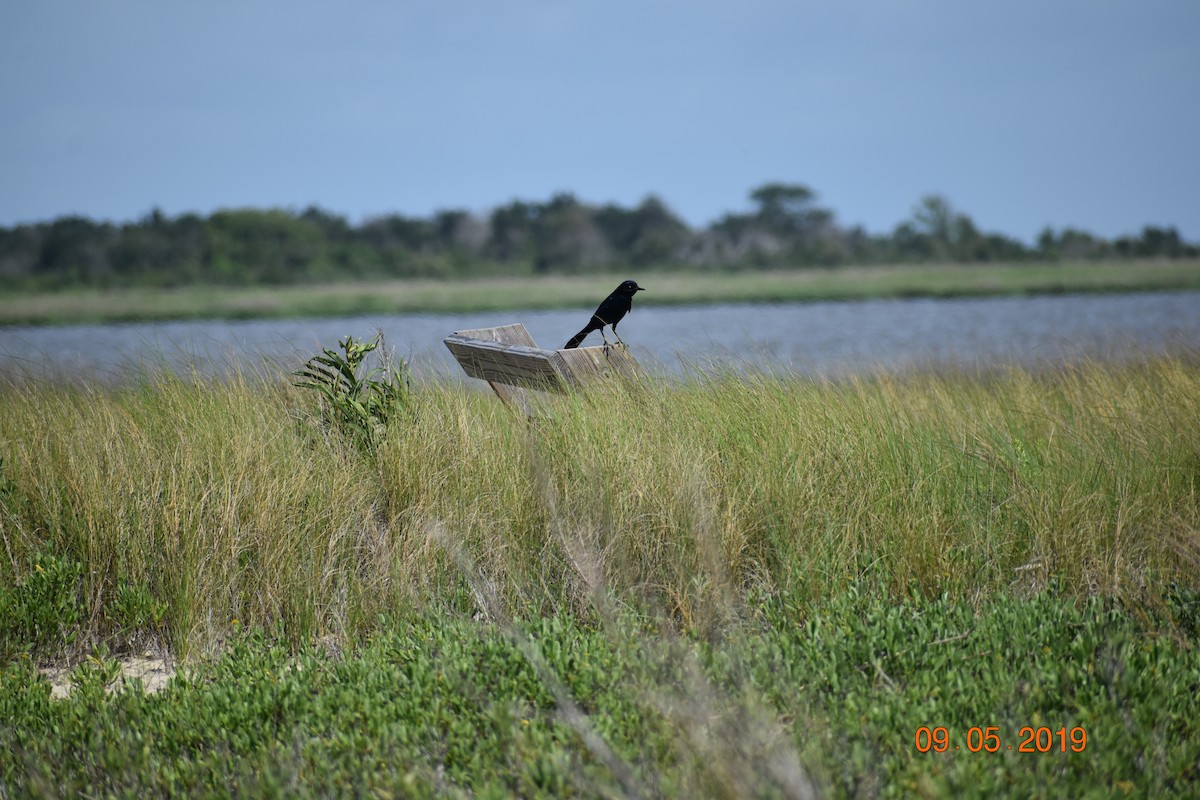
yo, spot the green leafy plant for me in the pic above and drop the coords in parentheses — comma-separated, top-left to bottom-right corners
(104, 579, 168, 643)
(0, 550, 83, 662)
(292, 333, 410, 446)
(69, 643, 124, 699)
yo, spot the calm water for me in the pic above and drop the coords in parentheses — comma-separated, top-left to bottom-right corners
(2, 291, 1198, 383)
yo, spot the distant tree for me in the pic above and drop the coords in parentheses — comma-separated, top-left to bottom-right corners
(3, 184, 1197, 290)
(906, 194, 1028, 262)
(0, 223, 41, 283)
(841, 225, 887, 263)
(594, 195, 691, 266)
(38, 216, 116, 285)
(629, 195, 691, 265)
(1036, 226, 1109, 260)
(100, 207, 207, 285)
(360, 214, 433, 252)
(529, 193, 611, 273)
(485, 201, 537, 263)
(950, 214, 987, 260)
(1132, 226, 1185, 258)
(909, 194, 968, 260)
(750, 183, 819, 236)
(358, 213, 436, 278)
(707, 211, 785, 266)
(912, 195, 955, 244)
(433, 209, 487, 256)
(205, 209, 328, 284)
(1036, 226, 1057, 258)
(299, 206, 351, 239)
(890, 221, 935, 262)
(744, 182, 838, 264)
(979, 233, 1029, 262)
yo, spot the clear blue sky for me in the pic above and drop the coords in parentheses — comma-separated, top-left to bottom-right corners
(3, 1, 1198, 243)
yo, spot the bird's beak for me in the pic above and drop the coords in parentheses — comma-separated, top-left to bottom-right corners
(636, 286, 645, 291)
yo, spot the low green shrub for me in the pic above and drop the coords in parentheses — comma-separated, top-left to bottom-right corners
(104, 578, 169, 643)
(1, 592, 1196, 798)
(0, 550, 83, 662)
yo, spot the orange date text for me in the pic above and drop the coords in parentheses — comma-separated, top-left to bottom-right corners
(914, 726, 1087, 753)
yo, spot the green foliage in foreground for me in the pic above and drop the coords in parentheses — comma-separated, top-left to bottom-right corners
(2, 358, 1199, 797)
(0, 549, 166, 664)
(2, 592, 1198, 798)
(0, 550, 82, 662)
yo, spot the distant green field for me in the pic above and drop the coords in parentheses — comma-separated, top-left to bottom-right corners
(3, 259, 1199, 326)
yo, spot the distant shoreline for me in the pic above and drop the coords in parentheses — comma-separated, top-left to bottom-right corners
(3, 259, 1199, 327)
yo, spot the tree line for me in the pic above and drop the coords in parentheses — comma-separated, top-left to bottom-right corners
(1, 183, 1195, 289)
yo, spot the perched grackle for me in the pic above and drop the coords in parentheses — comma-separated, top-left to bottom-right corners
(563, 280, 645, 348)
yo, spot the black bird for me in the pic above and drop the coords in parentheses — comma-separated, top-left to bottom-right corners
(564, 280, 645, 349)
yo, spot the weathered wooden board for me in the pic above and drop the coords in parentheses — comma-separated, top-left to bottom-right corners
(452, 323, 539, 348)
(444, 335, 569, 391)
(446, 323, 561, 407)
(444, 323, 641, 407)
(553, 344, 641, 385)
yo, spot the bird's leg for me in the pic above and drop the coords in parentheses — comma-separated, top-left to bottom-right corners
(599, 327, 613, 346)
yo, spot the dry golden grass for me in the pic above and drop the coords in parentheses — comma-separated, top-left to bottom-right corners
(2, 354, 1198, 653)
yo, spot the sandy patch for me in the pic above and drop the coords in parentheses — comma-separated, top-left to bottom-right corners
(39, 652, 177, 699)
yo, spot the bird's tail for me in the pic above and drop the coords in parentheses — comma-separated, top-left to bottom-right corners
(564, 329, 589, 349)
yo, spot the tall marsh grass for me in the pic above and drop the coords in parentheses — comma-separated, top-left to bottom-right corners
(1, 355, 1198, 654)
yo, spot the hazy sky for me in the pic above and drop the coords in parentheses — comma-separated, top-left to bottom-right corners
(3, 1, 1198, 242)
